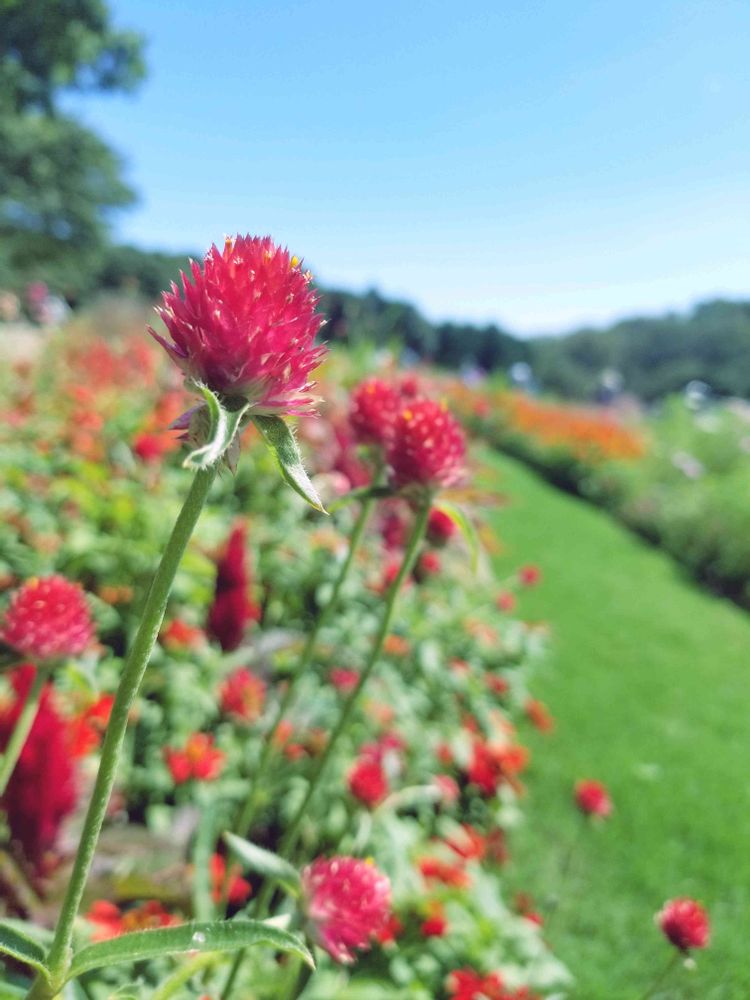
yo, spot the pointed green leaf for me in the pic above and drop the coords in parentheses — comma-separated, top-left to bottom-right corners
(433, 500, 480, 571)
(67, 919, 313, 981)
(183, 386, 249, 471)
(224, 832, 301, 895)
(253, 415, 327, 512)
(0, 921, 49, 979)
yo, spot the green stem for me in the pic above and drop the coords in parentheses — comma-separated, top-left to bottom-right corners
(636, 951, 682, 1000)
(233, 495, 375, 839)
(30, 466, 217, 998)
(220, 500, 430, 1000)
(0, 666, 46, 796)
(152, 953, 219, 1000)
(278, 499, 430, 859)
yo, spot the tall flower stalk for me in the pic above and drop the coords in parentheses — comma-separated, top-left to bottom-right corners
(0, 667, 46, 797)
(29, 465, 218, 998)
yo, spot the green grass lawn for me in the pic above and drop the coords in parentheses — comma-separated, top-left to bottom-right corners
(482, 449, 750, 1000)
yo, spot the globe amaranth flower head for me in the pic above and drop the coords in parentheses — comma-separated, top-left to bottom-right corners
(387, 398, 466, 495)
(150, 235, 326, 412)
(301, 855, 392, 963)
(657, 898, 710, 951)
(574, 779, 613, 818)
(1, 575, 94, 661)
(349, 378, 403, 447)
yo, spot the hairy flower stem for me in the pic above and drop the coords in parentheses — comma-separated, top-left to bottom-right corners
(220, 501, 430, 1000)
(233, 496, 375, 840)
(0, 666, 46, 796)
(636, 951, 682, 1000)
(28, 466, 217, 999)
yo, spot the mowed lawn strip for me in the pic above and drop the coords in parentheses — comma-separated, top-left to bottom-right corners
(481, 449, 750, 1000)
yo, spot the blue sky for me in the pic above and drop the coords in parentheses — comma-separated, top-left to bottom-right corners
(66, 0, 750, 334)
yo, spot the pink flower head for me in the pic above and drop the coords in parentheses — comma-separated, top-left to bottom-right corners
(301, 856, 391, 964)
(658, 898, 710, 951)
(427, 506, 458, 545)
(574, 779, 613, 818)
(349, 378, 402, 447)
(1, 575, 94, 660)
(151, 235, 326, 411)
(387, 399, 466, 495)
(348, 757, 389, 808)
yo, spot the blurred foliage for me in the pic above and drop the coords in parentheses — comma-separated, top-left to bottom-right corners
(0, 0, 144, 298)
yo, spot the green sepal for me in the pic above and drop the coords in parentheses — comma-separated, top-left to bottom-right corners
(183, 386, 249, 471)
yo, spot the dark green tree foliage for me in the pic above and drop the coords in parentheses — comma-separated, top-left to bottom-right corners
(0, 0, 145, 296)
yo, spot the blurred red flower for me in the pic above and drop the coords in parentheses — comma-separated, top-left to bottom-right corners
(349, 378, 402, 447)
(387, 398, 466, 493)
(1, 575, 94, 660)
(219, 667, 266, 723)
(574, 779, 613, 818)
(658, 898, 710, 951)
(164, 733, 225, 784)
(348, 757, 389, 808)
(86, 899, 180, 941)
(207, 524, 260, 652)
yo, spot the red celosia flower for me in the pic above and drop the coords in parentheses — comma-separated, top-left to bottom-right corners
(496, 590, 516, 613)
(427, 507, 457, 545)
(0, 666, 77, 869)
(574, 779, 613, 818)
(86, 899, 180, 941)
(67, 694, 115, 758)
(210, 853, 252, 906)
(330, 667, 360, 692)
(525, 698, 554, 733)
(518, 564, 542, 587)
(164, 733, 225, 784)
(219, 667, 266, 723)
(151, 235, 326, 409)
(420, 901, 448, 937)
(387, 399, 466, 493)
(348, 757, 389, 808)
(1, 575, 94, 660)
(349, 378, 402, 447)
(658, 898, 710, 951)
(207, 524, 260, 652)
(301, 856, 392, 964)
(418, 857, 471, 888)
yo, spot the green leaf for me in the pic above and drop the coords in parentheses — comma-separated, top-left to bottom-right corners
(433, 500, 480, 570)
(0, 921, 50, 979)
(67, 919, 313, 981)
(224, 832, 301, 895)
(253, 415, 327, 513)
(183, 386, 249, 471)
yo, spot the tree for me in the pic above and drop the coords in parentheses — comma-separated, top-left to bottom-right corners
(0, 0, 145, 296)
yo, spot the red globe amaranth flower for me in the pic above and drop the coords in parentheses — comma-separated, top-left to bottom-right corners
(446, 969, 506, 1000)
(467, 741, 530, 796)
(67, 694, 115, 758)
(164, 733, 225, 784)
(496, 590, 516, 613)
(210, 853, 252, 906)
(518, 564, 542, 587)
(151, 235, 326, 409)
(0, 666, 78, 870)
(1, 575, 94, 660)
(420, 901, 448, 937)
(348, 757, 389, 808)
(329, 667, 360, 692)
(301, 856, 391, 964)
(86, 900, 180, 941)
(658, 898, 710, 951)
(349, 378, 402, 446)
(427, 507, 457, 545)
(207, 524, 260, 652)
(219, 667, 266, 723)
(132, 431, 178, 464)
(387, 399, 466, 493)
(414, 551, 441, 582)
(574, 779, 613, 818)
